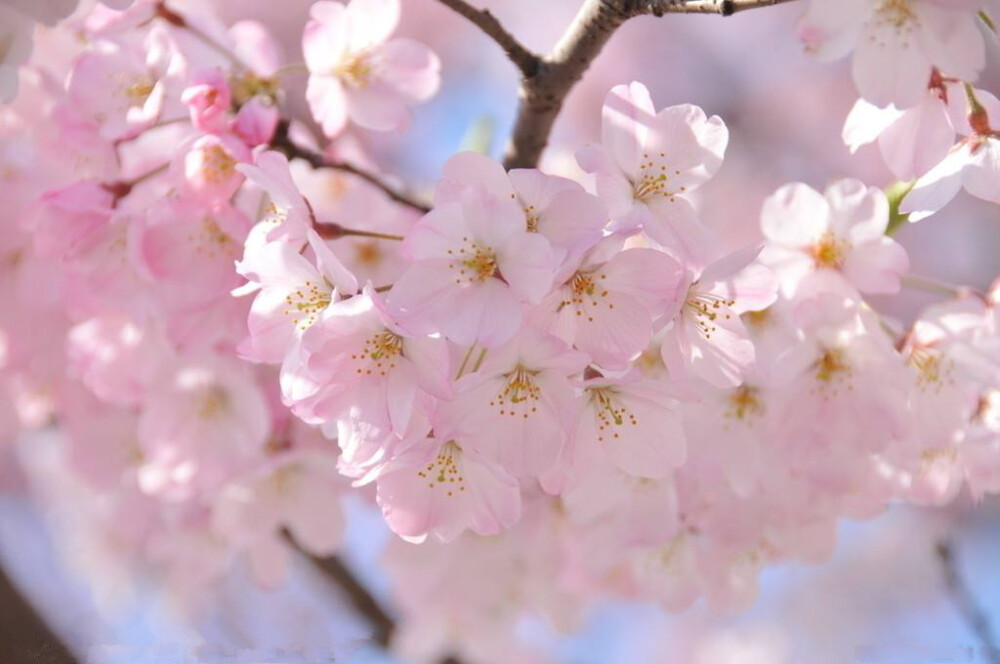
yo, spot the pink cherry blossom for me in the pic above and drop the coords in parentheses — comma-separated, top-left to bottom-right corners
(533, 240, 685, 370)
(237, 150, 314, 251)
(173, 133, 250, 205)
(761, 179, 909, 295)
(799, 0, 987, 108)
(435, 151, 608, 265)
(660, 248, 778, 388)
(364, 434, 522, 543)
(901, 91, 1000, 221)
(236, 229, 358, 364)
(180, 67, 231, 134)
(303, 0, 441, 136)
(439, 329, 587, 481)
(282, 284, 450, 468)
(66, 28, 182, 140)
(842, 76, 965, 181)
(136, 356, 270, 498)
(577, 81, 728, 262)
(388, 185, 556, 347)
(571, 372, 687, 482)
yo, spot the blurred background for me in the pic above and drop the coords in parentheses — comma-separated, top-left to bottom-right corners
(3, 0, 1000, 662)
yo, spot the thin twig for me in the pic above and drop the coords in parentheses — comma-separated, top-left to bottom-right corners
(901, 274, 963, 298)
(271, 121, 431, 215)
(936, 539, 1000, 664)
(502, 0, 799, 168)
(435, 0, 541, 77)
(0, 564, 77, 664)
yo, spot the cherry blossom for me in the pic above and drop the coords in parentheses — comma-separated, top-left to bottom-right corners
(577, 81, 728, 262)
(533, 241, 685, 370)
(799, 0, 987, 108)
(364, 433, 522, 543)
(388, 180, 556, 347)
(761, 179, 909, 295)
(439, 329, 587, 481)
(303, 0, 441, 136)
(2, 0, 1000, 657)
(660, 248, 778, 388)
(901, 89, 1000, 220)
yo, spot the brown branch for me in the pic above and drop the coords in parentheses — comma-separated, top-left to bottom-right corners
(651, 0, 798, 15)
(307, 554, 395, 648)
(502, 0, 799, 169)
(936, 539, 1000, 664)
(300, 548, 463, 664)
(435, 0, 541, 77)
(0, 564, 77, 664)
(271, 121, 432, 215)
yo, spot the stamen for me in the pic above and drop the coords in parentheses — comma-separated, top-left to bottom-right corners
(489, 366, 541, 419)
(416, 441, 467, 497)
(283, 281, 332, 330)
(685, 287, 735, 339)
(812, 231, 849, 270)
(446, 236, 499, 284)
(590, 387, 639, 443)
(349, 330, 404, 377)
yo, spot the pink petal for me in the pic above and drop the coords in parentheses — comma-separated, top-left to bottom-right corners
(760, 183, 830, 248)
(601, 81, 655, 176)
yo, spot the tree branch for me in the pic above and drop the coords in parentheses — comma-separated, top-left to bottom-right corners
(0, 564, 77, 664)
(435, 0, 541, 77)
(307, 554, 395, 648)
(301, 549, 463, 664)
(502, 0, 799, 169)
(936, 539, 1000, 664)
(271, 121, 432, 215)
(648, 0, 798, 16)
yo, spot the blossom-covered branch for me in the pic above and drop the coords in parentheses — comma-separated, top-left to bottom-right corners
(503, 0, 798, 168)
(434, 0, 540, 77)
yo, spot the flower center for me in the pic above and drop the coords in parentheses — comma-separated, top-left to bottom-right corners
(725, 385, 764, 421)
(908, 347, 954, 393)
(523, 204, 540, 232)
(122, 73, 156, 105)
(590, 387, 639, 443)
(743, 308, 771, 330)
(874, 0, 918, 30)
(229, 71, 279, 106)
(632, 152, 686, 203)
(283, 280, 332, 331)
(416, 441, 467, 497)
(197, 385, 229, 419)
(447, 236, 499, 284)
(490, 366, 541, 418)
(814, 348, 851, 385)
(812, 232, 849, 269)
(559, 271, 612, 323)
(354, 241, 382, 266)
(336, 52, 374, 89)
(685, 287, 735, 338)
(350, 330, 403, 376)
(199, 145, 238, 183)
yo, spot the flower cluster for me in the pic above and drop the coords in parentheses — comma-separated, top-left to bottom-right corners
(801, 0, 1000, 219)
(0, 0, 999, 661)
